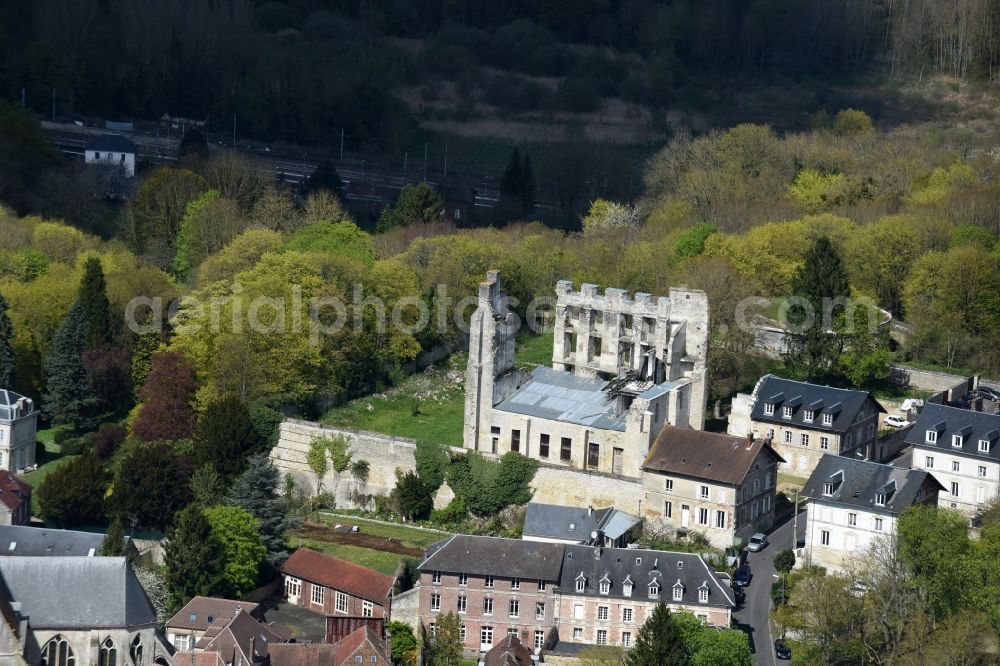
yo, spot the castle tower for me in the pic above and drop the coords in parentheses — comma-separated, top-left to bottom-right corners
(463, 270, 516, 451)
(0, 391, 37, 472)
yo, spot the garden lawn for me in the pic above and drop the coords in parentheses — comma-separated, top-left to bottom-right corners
(287, 536, 406, 576)
(515, 330, 554, 368)
(315, 513, 448, 549)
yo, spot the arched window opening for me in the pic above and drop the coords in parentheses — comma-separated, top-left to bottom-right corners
(41, 636, 75, 666)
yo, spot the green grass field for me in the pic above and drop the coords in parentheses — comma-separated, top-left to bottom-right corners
(322, 333, 555, 446)
(287, 514, 450, 576)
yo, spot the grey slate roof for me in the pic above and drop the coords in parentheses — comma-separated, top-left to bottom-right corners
(558, 545, 735, 608)
(85, 134, 137, 153)
(0, 556, 156, 629)
(905, 403, 1000, 460)
(418, 535, 565, 580)
(522, 503, 639, 543)
(0, 389, 34, 422)
(0, 524, 130, 557)
(749, 375, 883, 434)
(800, 454, 942, 514)
(495, 366, 627, 431)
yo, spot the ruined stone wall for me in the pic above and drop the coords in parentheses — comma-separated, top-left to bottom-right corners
(529, 464, 645, 515)
(270, 419, 418, 506)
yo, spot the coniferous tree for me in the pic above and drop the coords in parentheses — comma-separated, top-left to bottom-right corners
(226, 453, 295, 568)
(784, 236, 851, 380)
(112, 441, 194, 531)
(43, 300, 100, 427)
(0, 293, 15, 388)
(164, 504, 226, 609)
(195, 395, 263, 481)
(78, 257, 114, 346)
(624, 603, 689, 666)
(500, 147, 523, 199)
(178, 128, 209, 160)
(101, 517, 126, 556)
(303, 160, 344, 195)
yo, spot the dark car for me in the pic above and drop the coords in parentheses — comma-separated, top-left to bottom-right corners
(735, 565, 752, 587)
(733, 586, 746, 605)
(975, 386, 1000, 401)
(775, 638, 791, 660)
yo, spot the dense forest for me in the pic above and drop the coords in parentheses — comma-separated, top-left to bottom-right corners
(2, 0, 999, 148)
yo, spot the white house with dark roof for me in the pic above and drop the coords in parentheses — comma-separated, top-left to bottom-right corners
(800, 455, 942, 572)
(0, 390, 37, 473)
(85, 134, 137, 177)
(463, 271, 709, 479)
(729, 375, 884, 477)
(907, 403, 1000, 516)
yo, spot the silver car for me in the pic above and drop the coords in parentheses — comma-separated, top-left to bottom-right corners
(747, 533, 768, 552)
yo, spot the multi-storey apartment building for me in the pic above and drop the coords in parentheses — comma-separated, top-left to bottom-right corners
(801, 455, 942, 572)
(642, 427, 784, 549)
(463, 271, 709, 478)
(555, 544, 734, 648)
(907, 403, 1000, 516)
(416, 535, 735, 654)
(729, 375, 884, 477)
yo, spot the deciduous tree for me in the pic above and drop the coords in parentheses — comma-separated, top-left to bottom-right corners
(203, 505, 267, 597)
(131, 350, 198, 441)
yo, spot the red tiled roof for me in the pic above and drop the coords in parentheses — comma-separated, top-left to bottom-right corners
(268, 643, 339, 666)
(165, 596, 262, 631)
(0, 474, 30, 513)
(280, 548, 395, 602)
(643, 426, 785, 486)
(334, 625, 390, 666)
(173, 653, 225, 666)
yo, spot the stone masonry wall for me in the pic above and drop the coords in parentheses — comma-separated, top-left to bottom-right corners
(271, 418, 647, 515)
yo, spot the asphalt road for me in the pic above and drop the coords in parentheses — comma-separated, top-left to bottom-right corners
(733, 509, 806, 666)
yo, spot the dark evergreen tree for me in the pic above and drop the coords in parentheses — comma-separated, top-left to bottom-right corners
(304, 160, 344, 195)
(225, 452, 296, 568)
(101, 517, 126, 556)
(43, 300, 100, 427)
(164, 504, 226, 609)
(500, 147, 523, 199)
(178, 128, 209, 160)
(191, 464, 225, 506)
(391, 470, 433, 520)
(36, 451, 108, 526)
(519, 154, 536, 213)
(112, 441, 194, 531)
(78, 257, 114, 346)
(784, 236, 851, 380)
(195, 395, 264, 481)
(624, 603, 689, 666)
(0, 294, 15, 389)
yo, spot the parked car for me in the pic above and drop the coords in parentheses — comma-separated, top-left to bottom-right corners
(883, 415, 912, 428)
(733, 586, 746, 606)
(975, 386, 1000, 401)
(747, 533, 768, 552)
(775, 638, 791, 660)
(735, 565, 752, 587)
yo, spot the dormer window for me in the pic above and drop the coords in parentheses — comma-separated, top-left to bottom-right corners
(822, 413, 833, 426)
(764, 403, 775, 416)
(783, 406, 793, 418)
(576, 574, 586, 593)
(698, 584, 709, 603)
(672, 582, 684, 601)
(676, 561, 683, 569)
(980, 439, 991, 453)
(875, 492, 886, 506)
(623, 578, 633, 597)
(823, 482, 835, 496)
(803, 409, 814, 423)
(648, 584, 660, 598)
(953, 434, 964, 448)
(926, 430, 937, 444)
(599, 577, 610, 595)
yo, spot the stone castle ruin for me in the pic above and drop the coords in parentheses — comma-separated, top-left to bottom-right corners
(464, 270, 709, 478)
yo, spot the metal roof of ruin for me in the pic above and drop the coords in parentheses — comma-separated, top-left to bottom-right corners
(495, 366, 627, 430)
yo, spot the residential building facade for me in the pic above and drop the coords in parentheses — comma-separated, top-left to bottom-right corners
(907, 404, 1000, 516)
(729, 375, 884, 477)
(84, 135, 137, 177)
(416, 535, 734, 654)
(463, 271, 709, 478)
(642, 427, 784, 549)
(280, 548, 395, 619)
(801, 455, 942, 572)
(165, 596, 263, 652)
(0, 391, 37, 473)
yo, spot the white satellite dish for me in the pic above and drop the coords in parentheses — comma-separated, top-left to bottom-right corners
(590, 530, 599, 541)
